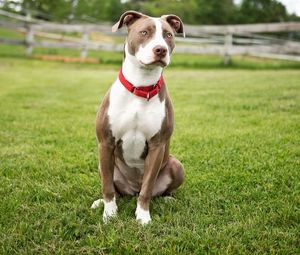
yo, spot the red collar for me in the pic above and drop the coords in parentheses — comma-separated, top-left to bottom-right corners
(119, 69, 164, 100)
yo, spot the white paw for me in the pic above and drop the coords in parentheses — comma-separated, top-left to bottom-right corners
(135, 203, 151, 225)
(163, 196, 176, 202)
(103, 197, 118, 223)
(91, 198, 104, 209)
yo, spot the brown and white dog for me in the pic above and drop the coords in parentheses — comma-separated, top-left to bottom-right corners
(91, 11, 185, 225)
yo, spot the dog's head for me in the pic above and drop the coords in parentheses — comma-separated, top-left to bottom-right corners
(112, 11, 184, 68)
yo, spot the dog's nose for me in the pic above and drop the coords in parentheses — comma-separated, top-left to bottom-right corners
(153, 46, 167, 57)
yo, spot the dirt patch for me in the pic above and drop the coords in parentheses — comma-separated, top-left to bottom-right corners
(33, 54, 99, 63)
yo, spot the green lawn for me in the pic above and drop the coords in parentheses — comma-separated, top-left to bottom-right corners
(0, 57, 299, 254)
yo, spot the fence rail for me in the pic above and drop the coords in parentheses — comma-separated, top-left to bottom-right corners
(1, 9, 300, 63)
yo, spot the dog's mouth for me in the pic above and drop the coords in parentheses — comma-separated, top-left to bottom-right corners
(152, 60, 167, 67)
(139, 59, 168, 68)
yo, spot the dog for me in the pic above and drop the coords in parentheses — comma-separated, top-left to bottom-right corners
(91, 11, 185, 225)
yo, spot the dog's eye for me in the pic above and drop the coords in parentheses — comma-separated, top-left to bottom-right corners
(140, 31, 148, 36)
(166, 32, 173, 38)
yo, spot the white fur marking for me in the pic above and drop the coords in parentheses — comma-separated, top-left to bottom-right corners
(103, 196, 118, 223)
(163, 196, 175, 202)
(135, 202, 151, 225)
(108, 79, 165, 169)
(122, 130, 146, 169)
(91, 198, 103, 209)
(135, 18, 170, 66)
(123, 44, 163, 87)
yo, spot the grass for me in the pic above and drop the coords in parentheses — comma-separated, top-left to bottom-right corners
(0, 56, 300, 254)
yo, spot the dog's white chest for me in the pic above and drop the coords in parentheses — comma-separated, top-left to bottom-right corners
(108, 80, 165, 168)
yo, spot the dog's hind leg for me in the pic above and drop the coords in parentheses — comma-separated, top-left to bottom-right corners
(152, 155, 184, 197)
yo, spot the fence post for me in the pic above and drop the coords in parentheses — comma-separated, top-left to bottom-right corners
(80, 29, 89, 58)
(25, 23, 34, 55)
(224, 32, 232, 65)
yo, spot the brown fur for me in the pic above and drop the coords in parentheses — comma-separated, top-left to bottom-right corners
(96, 11, 185, 214)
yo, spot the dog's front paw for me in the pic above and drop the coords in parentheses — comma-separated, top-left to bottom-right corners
(135, 203, 151, 225)
(103, 197, 118, 223)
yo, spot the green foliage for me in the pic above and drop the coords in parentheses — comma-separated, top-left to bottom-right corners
(0, 57, 299, 254)
(239, 0, 288, 23)
(124, 0, 199, 24)
(193, 0, 238, 25)
(1, 0, 299, 24)
(74, 0, 126, 23)
(21, 0, 72, 21)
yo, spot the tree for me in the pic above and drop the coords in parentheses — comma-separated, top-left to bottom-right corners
(193, 0, 238, 24)
(238, 0, 288, 23)
(0, 0, 298, 24)
(20, 0, 72, 22)
(123, 0, 238, 25)
(123, 0, 198, 24)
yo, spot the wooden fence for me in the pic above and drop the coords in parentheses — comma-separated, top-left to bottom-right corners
(1, 9, 300, 63)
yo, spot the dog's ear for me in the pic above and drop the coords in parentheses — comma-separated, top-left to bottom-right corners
(112, 11, 145, 33)
(161, 14, 185, 37)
